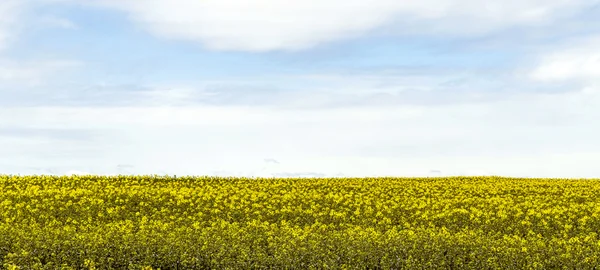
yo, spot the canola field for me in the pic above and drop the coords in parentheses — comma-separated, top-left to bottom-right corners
(1, 175, 600, 269)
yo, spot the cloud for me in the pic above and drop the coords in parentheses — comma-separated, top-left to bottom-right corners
(0, 59, 83, 102)
(116, 164, 135, 175)
(0, 59, 81, 83)
(0, 1, 24, 51)
(0, 0, 81, 52)
(530, 36, 600, 84)
(16, 67, 539, 109)
(526, 35, 600, 119)
(0, 127, 95, 141)
(0, 1, 82, 91)
(1, 88, 600, 178)
(36, 15, 79, 30)
(1, 0, 599, 178)
(264, 158, 280, 164)
(429, 169, 442, 175)
(90, 0, 597, 51)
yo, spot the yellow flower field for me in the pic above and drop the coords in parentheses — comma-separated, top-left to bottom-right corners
(1, 175, 599, 269)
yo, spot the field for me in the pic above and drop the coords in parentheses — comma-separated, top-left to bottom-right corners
(1, 175, 600, 269)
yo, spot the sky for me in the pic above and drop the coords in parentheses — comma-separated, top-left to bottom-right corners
(1, 0, 600, 178)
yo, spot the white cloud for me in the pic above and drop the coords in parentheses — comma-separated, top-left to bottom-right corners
(37, 16, 79, 29)
(1, 0, 599, 178)
(3, 49, 599, 178)
(91, 0, 596, 51)
(1, 87, 600, 178)
(0, 59, 82, 86)
(0, 0, 80, 51)
(0, 1, 24, 51)
(530, 36, 600, 84)
(527, 35, 600, 119)
(0, 1, 81, 87)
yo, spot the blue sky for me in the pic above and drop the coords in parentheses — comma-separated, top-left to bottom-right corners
(1, 0, 600, 177)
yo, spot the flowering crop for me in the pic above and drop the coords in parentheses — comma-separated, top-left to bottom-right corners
(1, 175, 600, 269)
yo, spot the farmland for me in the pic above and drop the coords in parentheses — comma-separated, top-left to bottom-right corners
(1, 175, 600, 269)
